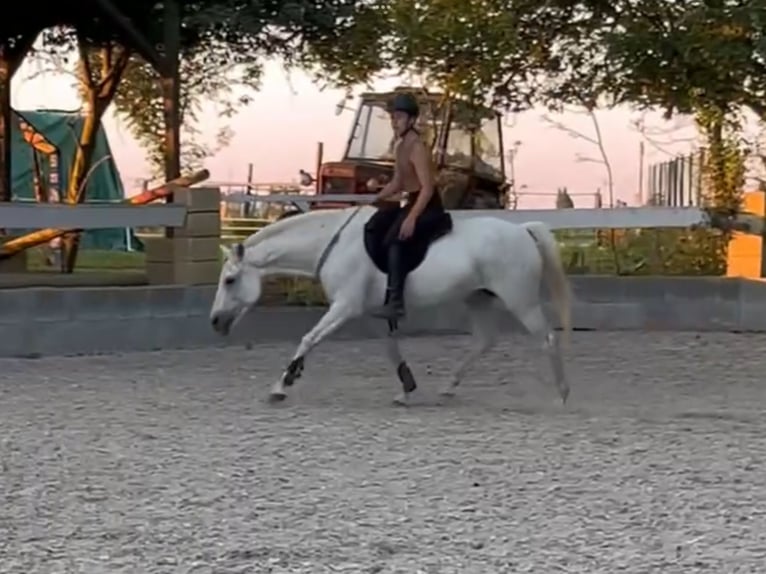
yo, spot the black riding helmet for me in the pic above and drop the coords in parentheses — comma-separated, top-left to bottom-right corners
(389, 92, 420, 117)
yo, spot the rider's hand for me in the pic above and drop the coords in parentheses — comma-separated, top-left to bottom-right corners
(372, 191, 387, 207)
(399, 214, 416, 240)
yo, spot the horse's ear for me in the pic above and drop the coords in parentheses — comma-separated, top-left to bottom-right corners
(234, 242, 245, 261)
(220, 244, 231, 260)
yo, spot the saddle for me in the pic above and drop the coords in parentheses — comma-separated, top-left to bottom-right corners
(363, 202, 453, 275)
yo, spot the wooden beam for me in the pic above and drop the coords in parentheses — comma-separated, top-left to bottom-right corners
(89, 0, 167, 74)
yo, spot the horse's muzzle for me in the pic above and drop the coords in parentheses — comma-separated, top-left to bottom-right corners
(210, 313, 233, 336)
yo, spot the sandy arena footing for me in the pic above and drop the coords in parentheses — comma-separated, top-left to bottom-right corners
(2, 331, 765, 573)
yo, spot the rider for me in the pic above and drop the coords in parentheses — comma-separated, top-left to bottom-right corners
(367, 92, 451, 320)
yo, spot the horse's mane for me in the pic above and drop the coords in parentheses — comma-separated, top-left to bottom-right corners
(242, 207, 366, 248)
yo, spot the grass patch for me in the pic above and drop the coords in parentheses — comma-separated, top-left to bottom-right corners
(25, 248, 146, 272)
(262, 277, 327, 306)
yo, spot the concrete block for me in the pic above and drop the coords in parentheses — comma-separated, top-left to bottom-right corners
(0, 320, 39, 357)
(173, 187, 221, 213)
(146, 286, 187, 317)
(739, 278, 766, 307)
(31, 320, 99, 355)
(737, 303, 766, 331)
(697, 300, 739, 330)
(184, 285, 217, 315)
(148, 316, 186, 350)
(0, 288, 38, 323)
(235, 307, 324, 344)
(569, 276, 626, 303)
(620, 277, 673, 302)
(67, 287, 142, 321)
(175, 212, 221, 238)
(570, 302, 645, 330)
(145, 237, 221, 263)
(108, 287, 154, 319)
(158, 315, 223, 349)
(146, 260, 220, 285)
(660, 277, 740, 301)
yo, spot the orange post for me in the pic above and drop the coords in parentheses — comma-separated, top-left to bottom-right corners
(727, 190, 766, 278)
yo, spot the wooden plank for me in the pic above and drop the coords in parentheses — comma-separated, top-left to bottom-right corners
(0, 203, 187, 229)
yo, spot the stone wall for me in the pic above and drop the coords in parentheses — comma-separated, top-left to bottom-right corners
(145, 187, 221, 285)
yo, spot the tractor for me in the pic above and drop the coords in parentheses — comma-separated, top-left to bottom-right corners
(312, 87, 510, 211)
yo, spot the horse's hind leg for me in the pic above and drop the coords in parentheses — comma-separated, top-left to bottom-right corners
(440, 291, 499, 397)
(516, 304, 569, 404)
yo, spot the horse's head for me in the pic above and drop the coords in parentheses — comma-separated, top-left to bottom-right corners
(210, 242, 262, 336)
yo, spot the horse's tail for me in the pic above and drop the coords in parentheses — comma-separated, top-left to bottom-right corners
(523, 221, 571, 350)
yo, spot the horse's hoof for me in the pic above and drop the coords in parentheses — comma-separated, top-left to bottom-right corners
(268, 391, 287, 403)
(392, 393, 410, 407)
(439, 383, 457, 398)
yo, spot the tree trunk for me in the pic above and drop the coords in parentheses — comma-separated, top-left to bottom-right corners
(61, 100, 106, 273)
(162, 0, 182, 240)
(61, 43, 131, 273)
(0, 55, 12, 205)
(0, 34, 40, 206)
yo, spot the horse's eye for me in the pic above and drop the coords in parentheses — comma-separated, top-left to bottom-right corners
(224, 276, 236, 286)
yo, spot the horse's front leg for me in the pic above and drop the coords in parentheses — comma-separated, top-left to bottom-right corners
(386, 319, 418, 406)
(269, 302, 354, 402)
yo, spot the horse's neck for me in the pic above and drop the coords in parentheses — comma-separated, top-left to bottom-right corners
(244, 211, 344, 277)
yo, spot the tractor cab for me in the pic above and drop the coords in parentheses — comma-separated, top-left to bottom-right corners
(315, 87, 509, 210)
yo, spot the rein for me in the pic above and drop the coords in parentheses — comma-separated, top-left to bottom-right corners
(314, 206, 364, 279)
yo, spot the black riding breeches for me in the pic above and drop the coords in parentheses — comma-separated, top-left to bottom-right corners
(366, 201, 447, 251)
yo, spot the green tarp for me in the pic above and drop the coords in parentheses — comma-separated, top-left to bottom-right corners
(10, 109, 141, 251)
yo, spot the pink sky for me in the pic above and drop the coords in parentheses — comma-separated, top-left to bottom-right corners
(11, 58, 702, 209)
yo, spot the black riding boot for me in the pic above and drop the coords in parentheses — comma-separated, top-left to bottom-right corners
(370, 243, 406, 320)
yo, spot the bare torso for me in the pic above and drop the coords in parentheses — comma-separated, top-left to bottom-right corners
(395, 132, 424, 193)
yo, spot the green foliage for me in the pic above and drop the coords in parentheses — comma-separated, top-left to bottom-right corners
(557, 228, 728, 276)
(296, 1, 393, 88)
(696, 105, 747, 213)
(112, 52, 240, 176)
(108, 0, 399, 174)
(590, 0, 766, 117)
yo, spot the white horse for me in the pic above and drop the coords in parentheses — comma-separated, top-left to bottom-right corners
(209, 205, 572, 406)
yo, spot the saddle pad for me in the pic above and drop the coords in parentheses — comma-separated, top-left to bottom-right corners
(363, 207, 453, 274)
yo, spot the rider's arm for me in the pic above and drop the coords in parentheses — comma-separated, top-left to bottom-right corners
(376, 169, 402, 200)
(407, 140, 435, 218)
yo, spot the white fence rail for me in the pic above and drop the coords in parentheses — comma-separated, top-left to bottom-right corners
(0, 203, 187, 229)
(218, 191, 762, 233)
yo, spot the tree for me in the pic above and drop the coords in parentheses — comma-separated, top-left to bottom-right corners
(0, 30, 41, 203)
(112, 0, 396, 177)
(293, 0, 584, 109)
(581, 0, 754, 219)
(111, 50, 240, 177)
